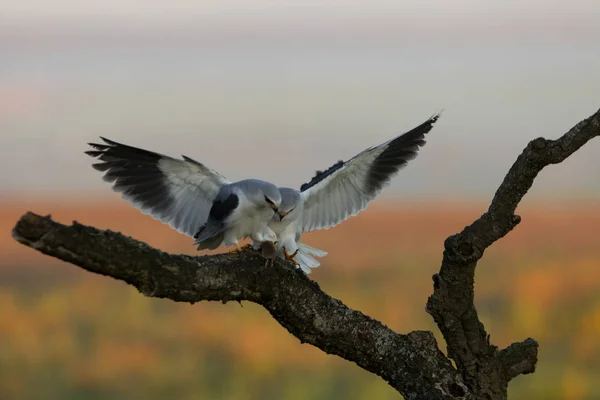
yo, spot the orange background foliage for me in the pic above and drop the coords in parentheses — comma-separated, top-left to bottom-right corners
(1, 198, 600, 399)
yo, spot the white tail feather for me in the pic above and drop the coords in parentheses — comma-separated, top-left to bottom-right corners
(294, 252, 320, 274)
(288, 242, 328, 274)
(297, 242, 328, 257)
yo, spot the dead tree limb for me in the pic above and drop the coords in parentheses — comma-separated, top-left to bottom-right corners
(11, 212, 467, 399)
(426, 108, 600, 398)
(12, 108, 600, 399)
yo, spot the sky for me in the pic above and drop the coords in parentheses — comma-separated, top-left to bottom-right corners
(1, 0, 598, 23)
(1, 1, 599, 200)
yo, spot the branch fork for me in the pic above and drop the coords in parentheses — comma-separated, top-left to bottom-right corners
(12, 108, 600, 399)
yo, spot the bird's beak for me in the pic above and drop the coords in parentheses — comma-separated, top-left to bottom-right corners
(278, 211, 288, 221)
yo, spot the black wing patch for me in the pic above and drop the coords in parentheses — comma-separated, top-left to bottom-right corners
(298, 114, 440, 194)
(208, 193, 239, 221)
(85, 137, 175, 215)
(193, 193, 238, 243)
(365, 113, 440, 195)
(300, 160, 344, 192)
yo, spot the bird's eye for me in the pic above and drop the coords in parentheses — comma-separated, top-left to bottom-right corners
(264, 196, 274, 205)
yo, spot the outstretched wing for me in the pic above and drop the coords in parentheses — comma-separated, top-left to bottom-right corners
(86, 137, 231, 237)
(299, 114, 440, 232)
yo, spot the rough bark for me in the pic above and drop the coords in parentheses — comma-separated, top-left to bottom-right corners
(426, 108, 600, 398)
(11, 108, 600, 399)
(12, 212, 467, 400)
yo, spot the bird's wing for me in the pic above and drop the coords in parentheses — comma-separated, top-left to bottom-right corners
(86, 137, 231, 237)
(299, 114, 440, 232)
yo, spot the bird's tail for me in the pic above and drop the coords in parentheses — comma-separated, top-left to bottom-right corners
(293, 243, 328, 274)
(297, 243, 328, 258)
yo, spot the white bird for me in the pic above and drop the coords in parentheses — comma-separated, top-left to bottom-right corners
(257, 114, 441, 273)
(256, 188, 326, 273)
(86, 138, 281, 252)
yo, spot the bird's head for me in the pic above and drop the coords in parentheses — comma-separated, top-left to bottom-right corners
(259, 183, 282, 212)
(276, 187, 300, 221)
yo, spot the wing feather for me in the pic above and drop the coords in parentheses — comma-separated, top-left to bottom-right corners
(299, 114, 440, 232)
(86, 137, 230, 237)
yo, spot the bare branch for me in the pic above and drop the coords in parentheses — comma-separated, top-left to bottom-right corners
(426, 107, 600, 398)
(11, 108, 599, 399)
(12, 212, 468, 400)
(498, 339, 539, 380)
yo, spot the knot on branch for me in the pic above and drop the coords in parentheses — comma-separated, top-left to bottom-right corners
(446, 382, 467, 398)
(443, 234, 481, 264)
(528, 137, 548, 151)
(510, 214, 521, 226)
(407, 330, 439, 348)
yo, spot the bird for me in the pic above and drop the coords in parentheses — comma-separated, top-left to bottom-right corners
(257, 113, 441, 272)
(85, 137, 282, 252)
(254, 187, 328, 274)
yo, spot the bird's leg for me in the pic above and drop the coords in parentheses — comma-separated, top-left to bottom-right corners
(228, 242, 243, 253)
(283, 248, 300, 265)
(229, 242, 253, 253)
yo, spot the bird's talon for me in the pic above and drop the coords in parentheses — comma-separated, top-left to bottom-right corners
(283, 249, 300, 265)
(230, 243, 253, 254)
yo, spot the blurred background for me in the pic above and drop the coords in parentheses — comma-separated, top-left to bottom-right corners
(1, 1, 600, 399)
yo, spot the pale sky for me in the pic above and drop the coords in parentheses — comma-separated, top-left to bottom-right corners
(2, 0, 600, 41)
(1, 0, 598, 20)
(1, 1, 599, 200)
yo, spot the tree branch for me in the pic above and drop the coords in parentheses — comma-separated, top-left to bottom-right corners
(12, 212, 468, 400)
(11, 108, 599, 399)
(426, 108, 600, 397)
